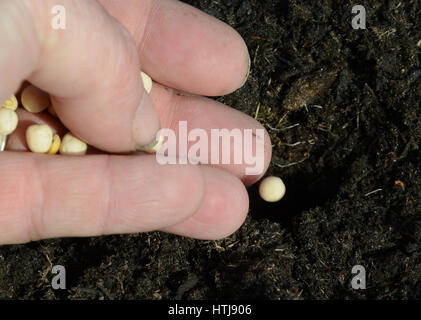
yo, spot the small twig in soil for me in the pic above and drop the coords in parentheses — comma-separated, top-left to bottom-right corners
(304, 104, 323, 113)
(308, 104, 323, 109)
(280, 141, 303, 147)
(39, 244, 53, 284)
(274, 155, 309, 168)
(364, 189, 383, 197)
(357, 111, 360, 129)
(280, 139, 316, 147)
(281, 123, 300, 131)
(253, 45, 260, 65)
(276, 112, 289, 127)
(254, 102, 261, 119)
(317, 123, 332, 132)
(265, 123, 280, 132)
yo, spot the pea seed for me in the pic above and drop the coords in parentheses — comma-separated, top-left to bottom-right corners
(141, 71, 153, 93)
(0, 108, 18, 135)
(259, 176, 286, 202)
(59, 133, 87, 155)
(2, 95, 18, 111)
(48, 134, 61, 154)
(21, 85, 51, 113)
(26, 124, 54, 153)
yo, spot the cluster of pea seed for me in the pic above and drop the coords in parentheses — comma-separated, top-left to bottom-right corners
(0, 72, 153, 155)
(1, 86, 87, 155)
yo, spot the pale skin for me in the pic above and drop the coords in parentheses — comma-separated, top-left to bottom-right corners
(0, 0, 272, 245)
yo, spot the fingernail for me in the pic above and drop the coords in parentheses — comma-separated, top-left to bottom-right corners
(132, 92, 161, 152)
(240, 55, 251, 88)
(137, 130, 163, 153)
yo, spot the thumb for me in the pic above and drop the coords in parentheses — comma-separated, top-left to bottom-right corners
(0, 0, 161, 153)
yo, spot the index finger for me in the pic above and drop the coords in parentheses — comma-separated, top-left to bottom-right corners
(99, 0, 251, 96)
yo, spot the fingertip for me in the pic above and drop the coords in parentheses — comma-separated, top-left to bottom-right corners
(203, 167, 249, 240)
(242, 125, 273, 186)
(139, 0, 250, 96)
(198, 26, 250, 96)
(215, 33, 251, 95)
(161, 166, 249, 240)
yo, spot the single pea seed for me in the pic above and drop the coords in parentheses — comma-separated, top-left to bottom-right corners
(0, 108, 19, 135)
(59, 133, 87, 155)
(21, 85, 51, 113)
(26, 124, 54, 153)
(141, 71, 153, 93)
(259, 176, 286, 202)
(48, 134, 61, 154)
(2, 95, 18, 111)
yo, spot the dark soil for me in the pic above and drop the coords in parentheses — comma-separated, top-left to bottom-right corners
(1, 0, 420, 299)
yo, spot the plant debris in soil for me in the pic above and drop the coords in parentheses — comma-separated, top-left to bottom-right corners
(0, 0, 420, 299)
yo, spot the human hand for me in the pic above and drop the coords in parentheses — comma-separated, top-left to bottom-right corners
(0, 0, 271, 244)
